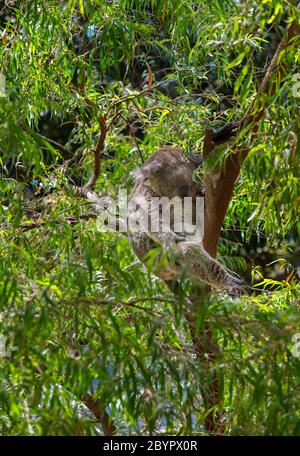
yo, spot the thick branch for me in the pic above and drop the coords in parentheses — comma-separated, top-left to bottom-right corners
(81, 393, 116, 436)
(85, 115, 108, 190)
(79, 82, 170, 191)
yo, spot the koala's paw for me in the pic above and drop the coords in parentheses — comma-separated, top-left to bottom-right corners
(161, 233, 186, 250)
(175, 234, 187, 243)
(228, 276, 250, 296)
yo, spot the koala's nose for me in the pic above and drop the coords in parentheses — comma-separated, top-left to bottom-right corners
(179, 185, 189, 197)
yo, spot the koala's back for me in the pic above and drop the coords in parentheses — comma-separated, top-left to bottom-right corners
(143, 146, 200, 190)
(144, 146, 185, 167)
(132, 146, 202, 199)
(128, 146, 202, 252)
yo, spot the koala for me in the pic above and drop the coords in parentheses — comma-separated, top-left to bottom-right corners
(133, 147, 202, 199)
(128, 146, 245, 293)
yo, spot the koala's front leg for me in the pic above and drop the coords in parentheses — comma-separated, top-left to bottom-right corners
(177, 241, 246, 293)
(149, 229, 186, 250)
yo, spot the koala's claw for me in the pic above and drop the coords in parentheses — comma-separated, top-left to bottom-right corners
(227, 277, 249, 296)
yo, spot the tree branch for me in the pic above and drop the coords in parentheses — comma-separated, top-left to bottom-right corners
(80, 393, 116, 436)
(85, 115, 108, 190)
(185, 7, 300, 434)
(203, 9, 300, 256)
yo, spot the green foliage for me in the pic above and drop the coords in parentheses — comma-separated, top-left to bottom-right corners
(0, 0, 299, 435)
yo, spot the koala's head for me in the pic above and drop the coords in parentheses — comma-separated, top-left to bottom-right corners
(134, 147, 203, 198)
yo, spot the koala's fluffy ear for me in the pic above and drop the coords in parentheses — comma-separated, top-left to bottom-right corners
(131, 168, 144, 182)
(142, 160, 163, 176)
(185, 152, 202, 167)
(132, 160, 163, 181)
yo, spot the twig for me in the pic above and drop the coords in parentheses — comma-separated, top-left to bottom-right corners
(61, 296, 178, 317)
(106, 79, 172, 114)
(118, 112, 144, 163)
(35, 133, 70, 154)
(12, 213, 97, 233)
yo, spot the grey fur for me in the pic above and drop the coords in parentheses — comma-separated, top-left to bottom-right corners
(128, 147, 245, 294)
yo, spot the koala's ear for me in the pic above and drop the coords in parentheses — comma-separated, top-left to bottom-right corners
(142, 160, 163, 176)
(131, 168, 144, 182)
(185, 152, 202, 167)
